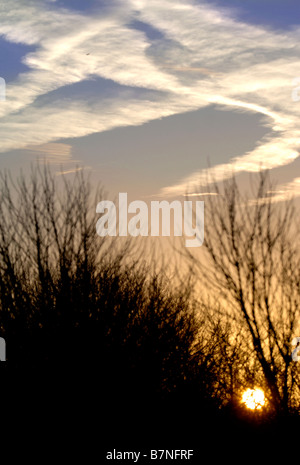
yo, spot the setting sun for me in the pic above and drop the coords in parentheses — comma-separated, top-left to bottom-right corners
(241, 388, 265, 410)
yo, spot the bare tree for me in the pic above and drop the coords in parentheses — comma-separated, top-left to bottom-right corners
(0, 163, 230, 419)
(185, 171, 300, 415)
(0, 164, 131, 360)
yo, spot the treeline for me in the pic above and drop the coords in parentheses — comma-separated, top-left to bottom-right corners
(0, 166, 299, 436)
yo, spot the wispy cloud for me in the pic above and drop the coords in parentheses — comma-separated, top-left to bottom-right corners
(55, 166, 88, 176)
(25, 143, 73, 163)
(161, 65, 220, 76)
(0, 0, 300, 199)
(24, 142, 85, 173)
(184, 192, 219, 197)
(266, 177, 300, 202)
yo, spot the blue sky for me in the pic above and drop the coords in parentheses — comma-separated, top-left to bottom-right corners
(207, 0, 300, 30)
(0, 0, 299, 202)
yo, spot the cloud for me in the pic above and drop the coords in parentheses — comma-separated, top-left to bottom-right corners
(161, 65, 220, 76)
(0, 0, 300, 199)
(0, 94, 199, 153)
(55, 166, 88, 176)
(184, 192, 219, 197)
(129, 0, 300, 196)
(266, 177, 300, 202)
(25, 142, 73, 162)
(23, 142, 86, 173)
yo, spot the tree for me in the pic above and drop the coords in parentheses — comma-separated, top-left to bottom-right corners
(0, 163, 227, 419)
(185, 171, 300, 415)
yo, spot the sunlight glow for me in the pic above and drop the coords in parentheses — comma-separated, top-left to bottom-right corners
(241, 388, 265, 410)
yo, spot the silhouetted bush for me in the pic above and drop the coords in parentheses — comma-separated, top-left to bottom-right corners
(0, 166, 227, 414)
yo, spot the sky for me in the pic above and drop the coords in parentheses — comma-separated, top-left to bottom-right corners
(0, 0, 300, 202)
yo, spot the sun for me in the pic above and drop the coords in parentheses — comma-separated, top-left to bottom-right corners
(241, 388, 265, 410)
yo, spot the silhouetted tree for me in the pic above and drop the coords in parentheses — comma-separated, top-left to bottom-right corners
(0, 165, 232, 419)
(186, 171, 300, 415)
